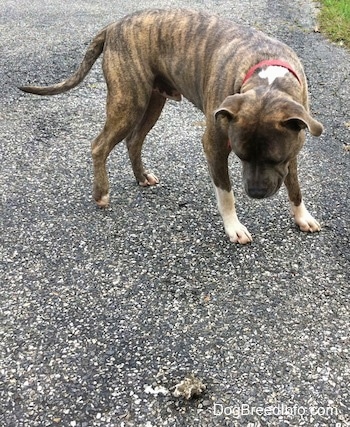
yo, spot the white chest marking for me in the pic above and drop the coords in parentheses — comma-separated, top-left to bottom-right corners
(258, 66, 289, 85)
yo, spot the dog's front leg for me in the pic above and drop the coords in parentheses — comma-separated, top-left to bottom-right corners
(285, 158, 321, 232)
(203, 130, 252, 244)
(214, 186, 253, 244)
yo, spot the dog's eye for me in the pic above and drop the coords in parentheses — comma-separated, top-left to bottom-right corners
(265, 156, 287, 166)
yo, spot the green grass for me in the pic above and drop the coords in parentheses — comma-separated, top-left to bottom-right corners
(317, 0, 350, 48)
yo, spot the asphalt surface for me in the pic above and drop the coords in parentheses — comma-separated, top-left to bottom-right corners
(1, 0, 349, 426)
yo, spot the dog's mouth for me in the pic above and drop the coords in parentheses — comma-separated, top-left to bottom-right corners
(244, 182, 281, 199)
(242, 162, 287, 199)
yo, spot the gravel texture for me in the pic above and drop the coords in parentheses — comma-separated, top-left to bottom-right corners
(1, 0, 349, 426)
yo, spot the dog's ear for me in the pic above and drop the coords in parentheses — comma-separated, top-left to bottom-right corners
(283, 116, 324, 137)
(282, 101, 324, 137)
(214, 94, 245, 121)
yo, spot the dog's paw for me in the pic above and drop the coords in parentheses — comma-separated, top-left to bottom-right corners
(291, 202, 321, 233)
(226, 221, 253, 244)
(139, 172, 159, 187)
(95, 193, 110, 208)
(295, 215, 321, 232)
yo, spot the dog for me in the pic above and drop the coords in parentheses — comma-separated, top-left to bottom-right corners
(19, 9, 324, 244)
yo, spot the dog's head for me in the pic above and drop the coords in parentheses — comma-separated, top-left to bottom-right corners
(214, 89, 323, 199)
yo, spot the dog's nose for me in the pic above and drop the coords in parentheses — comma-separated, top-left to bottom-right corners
(247, 187, 269, 199)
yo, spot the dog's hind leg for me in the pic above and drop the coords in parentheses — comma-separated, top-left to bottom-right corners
(126, 91, 166, 186)
(91, 89, 152, 207)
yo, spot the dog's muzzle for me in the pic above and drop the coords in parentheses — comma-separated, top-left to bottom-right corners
(246, 186, 272, 199)
(242, 160, 288, 199)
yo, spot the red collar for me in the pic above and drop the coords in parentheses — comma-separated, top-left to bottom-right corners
(242, 59, 301, 86)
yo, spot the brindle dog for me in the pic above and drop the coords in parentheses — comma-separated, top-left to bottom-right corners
(20, 9, 324, 244)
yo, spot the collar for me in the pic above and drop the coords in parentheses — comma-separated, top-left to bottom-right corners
(242, 59, 302, 86)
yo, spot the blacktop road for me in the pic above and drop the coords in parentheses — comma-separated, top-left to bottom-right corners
(1, 0, 349, 426)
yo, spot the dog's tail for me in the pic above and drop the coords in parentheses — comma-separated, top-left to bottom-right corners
(19, 27, 107, 96)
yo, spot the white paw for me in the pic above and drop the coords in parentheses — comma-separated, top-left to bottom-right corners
(139, 172, 159, 187)
(214, 187, 252, 244)
(95, 193, 110, 208)
(291, 201, 321, 232)
(225, 220, 253, 244)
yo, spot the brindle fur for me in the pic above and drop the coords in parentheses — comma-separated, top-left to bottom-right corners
(20, 9, 323, 244)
